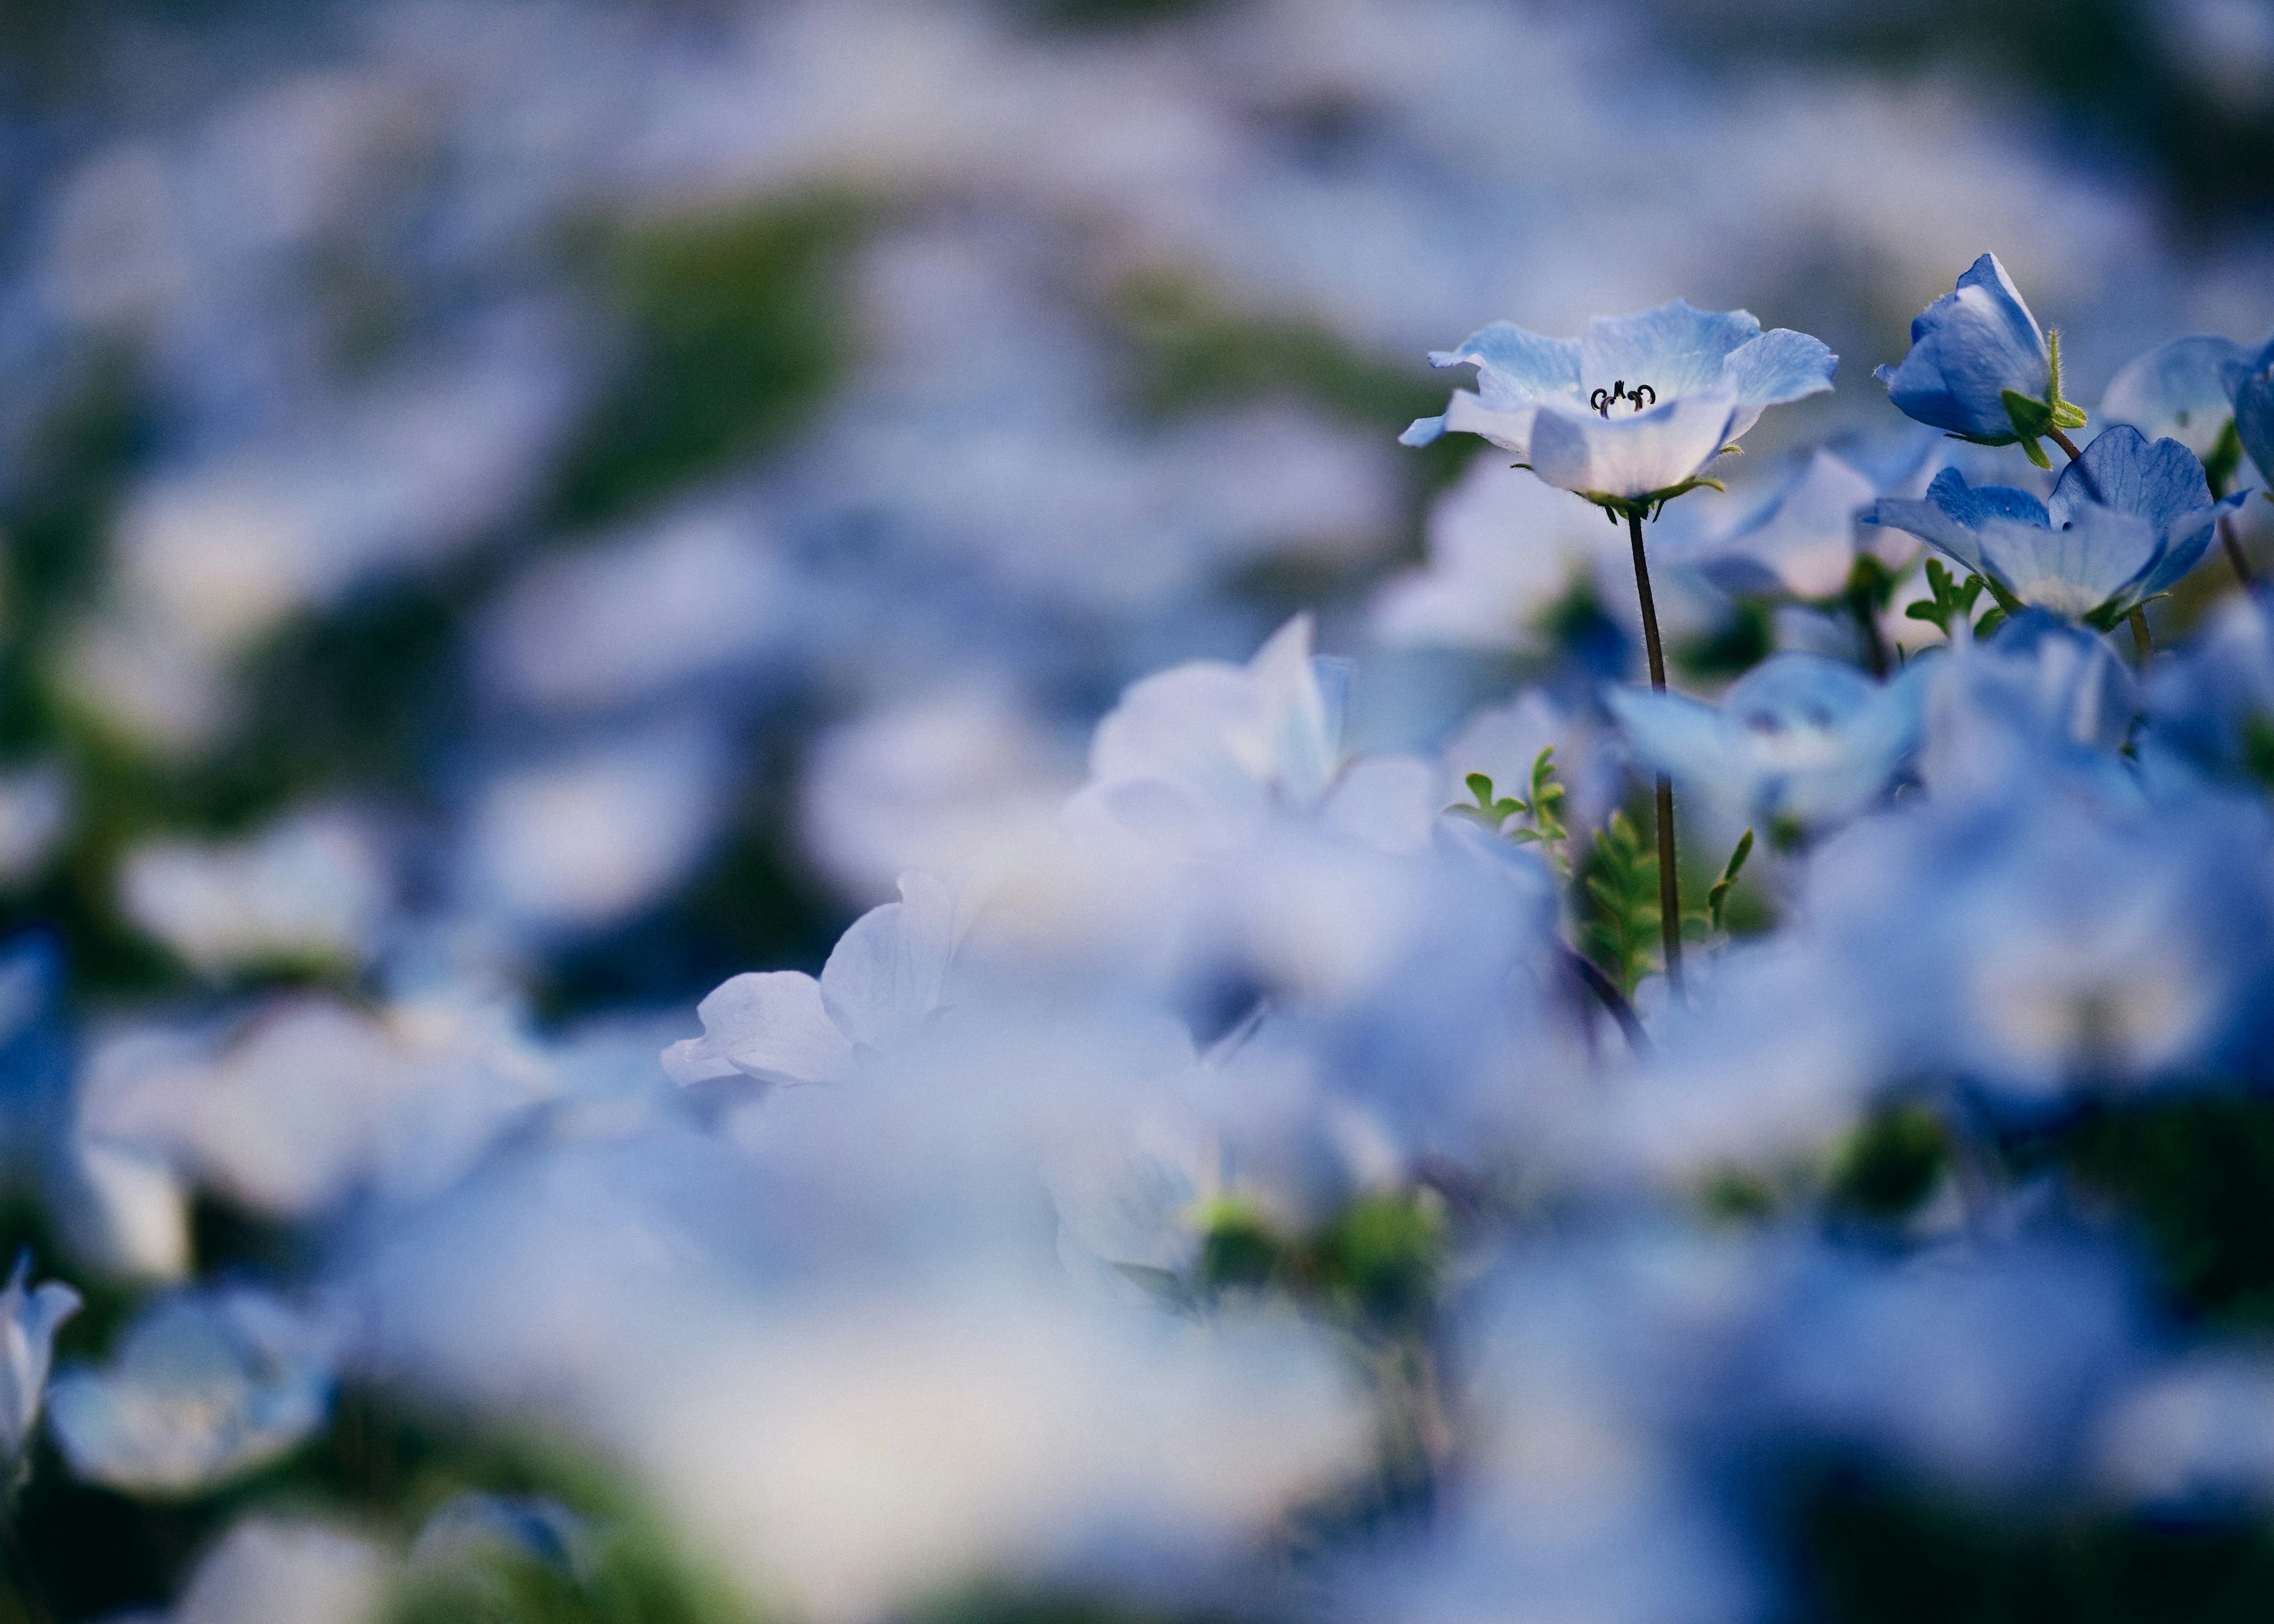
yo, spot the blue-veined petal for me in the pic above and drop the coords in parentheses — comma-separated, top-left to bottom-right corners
(1580, 301, 1761, 401)
(1428, 320, 1582, 408)
(2049, 425, 2215, 539)
(1720, 328, 1839, 439)
(1975, 507, 2160, 618)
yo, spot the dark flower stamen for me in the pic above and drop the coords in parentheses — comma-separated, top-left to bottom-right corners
(1589, 381, 1658, 417)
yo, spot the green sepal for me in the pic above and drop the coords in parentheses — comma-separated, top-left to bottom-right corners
(2002, 388, 2056, 443)
(2206, 420, 2244, 498)
(1582, 477, 1728, 524)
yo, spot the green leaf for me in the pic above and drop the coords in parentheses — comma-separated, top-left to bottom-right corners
(1465, 771, 1495, 804)
(2002, 388, 2055, 442)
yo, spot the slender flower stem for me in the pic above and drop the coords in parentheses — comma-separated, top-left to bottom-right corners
(1848, 584, 1890, 678)
(2048, 427, 2084, 462)
(1625, 508, 1683, 997)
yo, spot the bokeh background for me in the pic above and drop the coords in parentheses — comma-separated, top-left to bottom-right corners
(0, 0, 2266, 1021)
(4, 4, 2274, 1617)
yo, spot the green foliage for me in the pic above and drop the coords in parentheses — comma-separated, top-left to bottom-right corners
(1675, 600, 1774, 680)
(1189, 1189, 1447, 1333)
(1447, 749, 1568, 873)
(1904, 557, 2000, 638)
(2062, 1095, 2274, 1328)
(1578, 809, 1660, 997)
(548, 195, 869, 531)
(1798, 1465, 2274, 1624)
(1999, 329, 2089, 469)
(387, 1523, 756, 1624)
(2205, 419, 2245, 499)
(1828, 1102, 1951, 1222)
(1704, 828, 1753, 937)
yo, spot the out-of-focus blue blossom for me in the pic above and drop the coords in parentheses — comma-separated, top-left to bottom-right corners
(1877, 253, 2083, 462)
(1916, 612, 2142, 803)
(144, 1516, 389, 1624)
(1606, 652, 1929, 832)
(663, 872, 965, 1088)
(47, 1287, 335, 1494)
(2222, 332, 2274, 489)
(411, 1491, 590, 1580)
(2102, 334, 2250, 467)
(1758, 1243, 2143, 1496)
(1, 1252, 79, 1480)
(1684, 448, 1897, 603)
(2142, 590, 2274, 784)
(2092, 1355, 2274, 1512)
(1401, 301, 1835, 507)
(1869, 426, 2239, 623)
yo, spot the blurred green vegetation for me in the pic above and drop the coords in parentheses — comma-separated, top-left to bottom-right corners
(546, 195, 870, 534)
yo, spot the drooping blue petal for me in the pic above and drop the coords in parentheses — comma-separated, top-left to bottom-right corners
(1429, 320, 1583, 408)
(1974, 507, 2160, 619)
(2100, 336, 2245, 461)
(1580, 301, 1761, 401)
(1399, 414, 1447, 448)
(1877, 253, 2051, 441)
(1525, 392, 1737, 501)
(1440, 390, 1546, 457)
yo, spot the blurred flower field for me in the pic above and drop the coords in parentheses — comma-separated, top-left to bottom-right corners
(2, 1, 2274, 1620)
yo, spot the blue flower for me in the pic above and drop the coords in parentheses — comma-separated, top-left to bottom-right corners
(2221, 333, 2274, 493)
(1867, 426, 2242, 627)
(2102, 336, 2248, 471)
(1, 1252, 78, 1481)
(1401, 300, 1836, 511)
(1876, 254, 2086, 467)
(1605, 651, 1929, 832)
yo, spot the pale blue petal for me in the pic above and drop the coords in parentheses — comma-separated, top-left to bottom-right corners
(2100, 335, 2244, 459)
(1399, 415, 1446, 447)
(1441, 391, 1543, 457)
(1581, 301, 1761, 400)
(1525, 393, 1736, 500)
(1976, 507, 2160, 618)
(1954, 252, 2047, 367)
(1866, 467, 2047, 578)
(1692, 449, 1875, 600)
(1429, 320, 1582, 408)
(1603, 686, 1730, 788)
(1719, 328, 1839, 439)
(2048, 425, 2215, 542)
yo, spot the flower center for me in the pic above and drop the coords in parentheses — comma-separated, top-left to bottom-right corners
(1589, 380, 1657, 417)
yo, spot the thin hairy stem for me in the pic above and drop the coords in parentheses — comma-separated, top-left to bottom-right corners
(2048, 427, 2084, 463)
(1626, 508, 1684, 996)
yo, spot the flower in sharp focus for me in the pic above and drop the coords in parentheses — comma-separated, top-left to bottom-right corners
(1867, 426, 2242, 628)
(1400, 301, 1836, 511)
(1606, 652, 1930, 833)
(1, 1252, 80, 1480)
(1876, 253, 2087, 468)
(2221, 333, 2274, 491)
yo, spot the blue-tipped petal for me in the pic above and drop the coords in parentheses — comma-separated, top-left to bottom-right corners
(1581, 300, 1761, 400)
(1429, 320, 1582, 408)
(1399, 415, 1447, 448)
(1869, 467, 2047, 579)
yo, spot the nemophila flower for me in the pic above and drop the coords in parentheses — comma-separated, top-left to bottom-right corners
(1867, 426, 2241, 628)
(1686, 449, 1893, 603)
(1400, 301, 1836, 512)
(1876, 253, 2087, 468)
(2222, 333, 2274, 491)
(1606, 652, 1929, 833)
(663, 872, 966, 1089)
(2103, 336, 2251, 475)
(1, 1252, 79, 1481)
(1918, 613, 2141, 806)
(47, 1286, 333, 1494)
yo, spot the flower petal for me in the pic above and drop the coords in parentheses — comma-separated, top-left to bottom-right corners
(1720, 328, 1839, 439)
(1694, 449, 1877, 600)
(2100, 335, 2244, 460)
(1878, 253, 2050, 440)
(2048, 425, 2215, 541)
(1580, 301, 1761, 400)
(1976, 507, 2160, 618)
(1527, 393, 1737, 501)
(1429, 320, 1582, 409)
(668, 970, 852, 1087)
